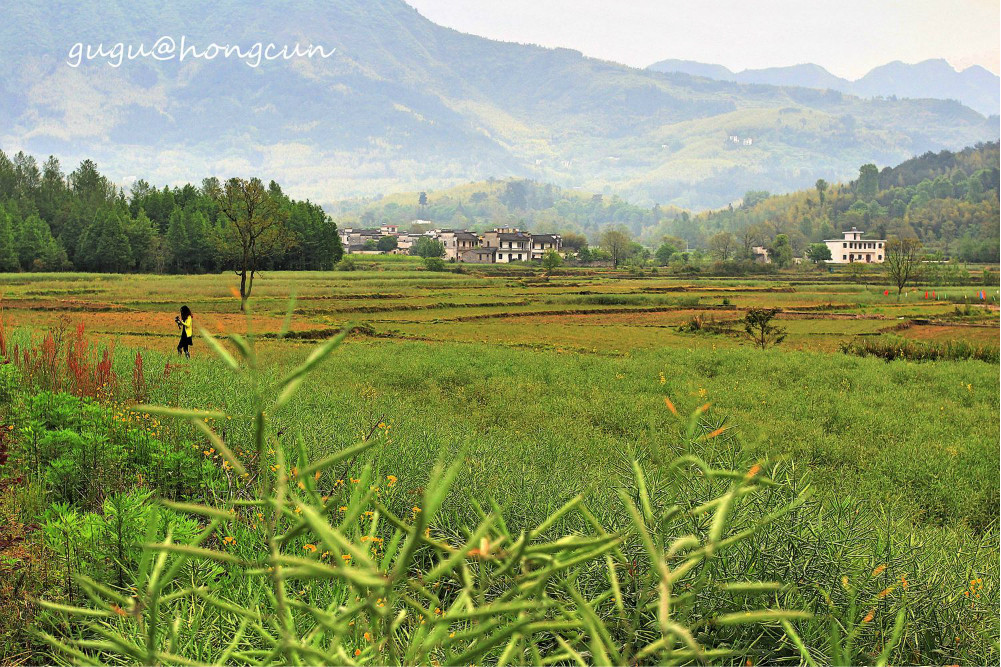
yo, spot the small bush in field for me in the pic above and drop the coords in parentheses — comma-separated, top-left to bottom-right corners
(10, 390, 220, 508)
(423, 257, 447, 272)
(743, 308, 786, 349)
(677, 313, 734, 334)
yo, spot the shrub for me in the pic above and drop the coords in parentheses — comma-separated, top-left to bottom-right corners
(743, 308, 786, 349)
(707, 260, 778, 276)
(10, 390, 220, 508)
(336, 257, 357, 271)
(678, 313, 734, 334)
(423, 257, 447, 272)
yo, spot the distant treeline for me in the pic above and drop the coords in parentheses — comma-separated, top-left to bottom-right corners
(0, 151, 343, 273)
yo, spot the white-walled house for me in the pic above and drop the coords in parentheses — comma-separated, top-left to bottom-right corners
(529, 234, 562, 260)
(436, 230, 480, 260)
(824, 227, 886, 264)
(481, 228, 531, 263)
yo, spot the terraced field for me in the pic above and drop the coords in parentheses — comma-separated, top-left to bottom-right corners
(2, 264, 996, 355)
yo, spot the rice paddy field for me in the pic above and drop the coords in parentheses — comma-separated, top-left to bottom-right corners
(1, 259, 999, 665)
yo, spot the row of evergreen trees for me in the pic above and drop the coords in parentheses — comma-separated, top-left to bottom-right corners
(0, 151, 343, 273)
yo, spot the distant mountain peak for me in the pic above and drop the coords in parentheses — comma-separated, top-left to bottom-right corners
(0, 2, 997, 209)
(647, 58, 999, 116)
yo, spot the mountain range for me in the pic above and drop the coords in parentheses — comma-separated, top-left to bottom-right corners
(0, 0, 997, 209)
(647, 59, 1000, 117)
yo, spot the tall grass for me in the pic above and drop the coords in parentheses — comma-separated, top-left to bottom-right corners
(840, 335, 1000, 363)
(11, 326, 992, 665)
(32, 326, 835, 665)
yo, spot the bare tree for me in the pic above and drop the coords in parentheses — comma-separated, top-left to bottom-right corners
(598, 227, 632, 268)
(708, 231, 737, 261)
(212, 177, 289, 311)
(884, 237, 922, 299)
(739, 225, 764, 259)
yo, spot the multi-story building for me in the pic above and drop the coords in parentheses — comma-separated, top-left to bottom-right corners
(436, 230, 481, 260)
(393, 233, 419, 255)
(824, 227, 886, 264)
(529, 234, 562, 260)
(481, 227, 532, 263)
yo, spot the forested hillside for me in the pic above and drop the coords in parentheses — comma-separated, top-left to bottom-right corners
(335, 142, 1000, 261)
(682, 142, 1000, 261)
(0, 151, 341, 273)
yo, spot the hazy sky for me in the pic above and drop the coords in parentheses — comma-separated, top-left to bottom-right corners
(407, 0, 1000, 78)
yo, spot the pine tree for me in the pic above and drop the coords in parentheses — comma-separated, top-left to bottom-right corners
(127, 209, 157, 270)
(166, 209, 191, 272)
(14, 214, 54, 269)
(94, 211, 133, 273)
(0, 207, 20, 272)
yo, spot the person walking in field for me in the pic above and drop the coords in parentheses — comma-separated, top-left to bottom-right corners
(175, 305, 193, 358)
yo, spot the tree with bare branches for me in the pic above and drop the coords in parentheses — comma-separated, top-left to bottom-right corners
(708, 231, 737, 261)
(210, 177, 289, 311)
(884, 237, 922, 299)
(598, 227, 632, 268)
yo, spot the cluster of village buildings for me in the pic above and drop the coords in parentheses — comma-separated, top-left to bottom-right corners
(338, 225, 562, 264)
(340, 223, 884, 266)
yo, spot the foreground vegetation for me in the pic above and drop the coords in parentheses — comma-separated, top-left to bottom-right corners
(1, 267, 998, 665)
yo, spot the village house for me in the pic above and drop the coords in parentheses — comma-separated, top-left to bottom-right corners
(338, 227, 384, 253)
(529, 233, 562, 261)
(436, 230, 481, 260)
(481, 227, 532, 263)
(461, 247, 498, 264)
(824, 227, 886, 264)
(392, 233, 419, 255)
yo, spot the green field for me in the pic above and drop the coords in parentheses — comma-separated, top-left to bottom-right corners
(1, 263, 998, 665)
